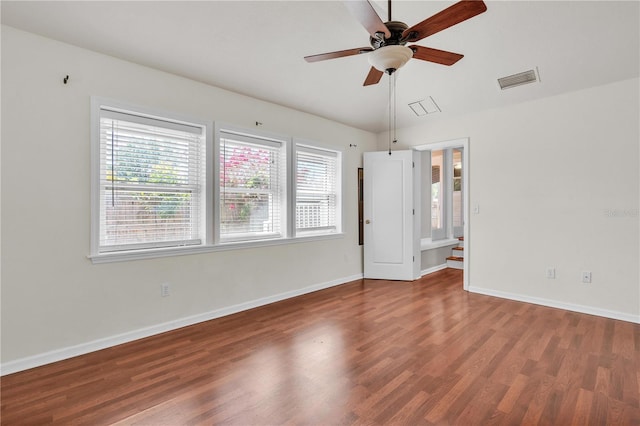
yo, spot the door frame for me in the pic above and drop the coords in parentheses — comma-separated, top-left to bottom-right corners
(414, 138, 470, 290)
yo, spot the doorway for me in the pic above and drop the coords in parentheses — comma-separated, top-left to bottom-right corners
(414, 138, 470, 290)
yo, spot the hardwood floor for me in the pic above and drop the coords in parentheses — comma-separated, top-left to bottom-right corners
(2, 269, 639, 425)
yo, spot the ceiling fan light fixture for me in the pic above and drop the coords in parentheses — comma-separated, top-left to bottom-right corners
(368, 45, 413, 73)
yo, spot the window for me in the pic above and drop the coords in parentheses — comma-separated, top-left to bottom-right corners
(219, 131, 286, 242)
(431, 150, 445, 239)
(452, 148, 463, 235)
(427, 147, 464, 241)
(295, 145, 341, 235)
(90, 99, 344, 262)
(94, 106, 206, 253)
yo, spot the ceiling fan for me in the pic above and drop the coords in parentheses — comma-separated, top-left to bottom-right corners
(304, 0, 487, 86)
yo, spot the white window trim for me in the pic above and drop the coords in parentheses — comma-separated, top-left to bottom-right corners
(88, 232, 345, 264)
(90, 97, 214, 259)
(88, 106, 344, 264)
(420, 237, 459, 251)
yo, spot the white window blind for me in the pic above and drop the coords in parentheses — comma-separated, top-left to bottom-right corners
(295, 145, 340, 234)
(219, 131, 286, 242)
(98, 108, 205, 252)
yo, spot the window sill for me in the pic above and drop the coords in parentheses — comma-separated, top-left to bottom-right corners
(420, 238, 459, 251)
(88, 233, 345, 264)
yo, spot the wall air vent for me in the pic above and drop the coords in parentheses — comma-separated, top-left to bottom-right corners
(497, 69, 539, 90)
(408, 97, 441, 116)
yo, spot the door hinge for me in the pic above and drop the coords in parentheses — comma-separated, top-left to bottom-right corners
(412, 162, 415, 168)
(413, 256, 415, 262)
(412, 208, 415, 215)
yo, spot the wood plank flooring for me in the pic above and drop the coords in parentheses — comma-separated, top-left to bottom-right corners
(2, 269, 639, 425)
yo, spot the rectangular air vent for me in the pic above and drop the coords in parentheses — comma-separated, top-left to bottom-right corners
(408, 97, 441, 116)
(498, 69, 539, 90)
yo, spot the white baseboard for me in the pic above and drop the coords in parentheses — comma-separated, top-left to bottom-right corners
(1, 273, 364, 376)
(421, 264, 448, 277)
(468, 285, 640, 324)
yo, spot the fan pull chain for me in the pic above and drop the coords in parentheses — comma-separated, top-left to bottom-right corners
(388, 71, 398, 155)
(388, 73, 392, 155)
(393, 72, 397, 146)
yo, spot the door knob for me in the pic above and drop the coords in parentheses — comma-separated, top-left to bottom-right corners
(365, 220, 371, 224)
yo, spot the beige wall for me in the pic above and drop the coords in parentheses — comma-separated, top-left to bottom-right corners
(1, 26, 377, 370)
(381, 77, 640, 321)
(421, 245, 458, 272)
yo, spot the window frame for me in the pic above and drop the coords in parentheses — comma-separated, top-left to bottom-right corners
(89, 100, 344, 264)
(431, 149, 450, 241)
(215, 126, 289, 244)
(90, 97, 213, 259)
(293, 142, 343, 237)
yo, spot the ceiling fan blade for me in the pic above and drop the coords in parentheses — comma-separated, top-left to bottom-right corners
(402, 0, 487, 42)
(410, 45, 464, 66)
(304, 47, 373, 63)
(363, 67, 384, 86)
(344, 0, 391, 39)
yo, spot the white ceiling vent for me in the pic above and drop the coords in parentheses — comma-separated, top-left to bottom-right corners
(408, 97, 441, 116)
(498, 69, 539, 90)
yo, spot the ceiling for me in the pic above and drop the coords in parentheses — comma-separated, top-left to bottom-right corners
(2, 1, 638, 133)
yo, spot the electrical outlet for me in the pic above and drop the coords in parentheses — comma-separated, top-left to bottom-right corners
(161, 282, 170, 297)
(546, 268, 556, 279)
(581, 271, 592, 284)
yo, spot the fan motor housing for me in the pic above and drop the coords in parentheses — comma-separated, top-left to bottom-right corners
(370, 21, 409, 49)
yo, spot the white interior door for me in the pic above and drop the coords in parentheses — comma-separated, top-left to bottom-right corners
(363, 150, 419, 280)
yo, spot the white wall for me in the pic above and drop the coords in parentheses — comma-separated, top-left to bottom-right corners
(381, 77, 639, 322)
(0, 26, 377, 372)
